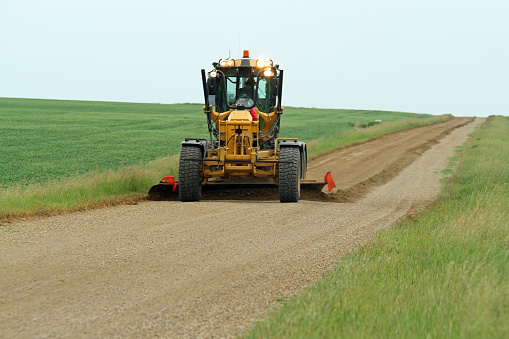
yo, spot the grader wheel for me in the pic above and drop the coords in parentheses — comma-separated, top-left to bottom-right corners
(179, 146, 202, 202)
(278, 147, 301, 202)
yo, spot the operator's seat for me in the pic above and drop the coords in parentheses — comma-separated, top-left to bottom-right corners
(234, 97, 254, 108)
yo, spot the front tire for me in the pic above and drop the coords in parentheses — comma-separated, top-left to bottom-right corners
(179, 146, 202, 202)
(278, 147, 301, 203)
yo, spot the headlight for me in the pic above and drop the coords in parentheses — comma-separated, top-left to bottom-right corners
(219, 59, 234, 67)
(257, 59, 273, 68)
(263, 70, 274, 77)
(210, 70, 217, 78)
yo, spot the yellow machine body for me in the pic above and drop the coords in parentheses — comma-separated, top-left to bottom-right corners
(203, 106, 289, 183)
(147, 50, 324, 203)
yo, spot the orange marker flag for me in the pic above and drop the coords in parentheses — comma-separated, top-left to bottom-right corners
(161, 176, 177, 193)
(324, 171, 336, 191)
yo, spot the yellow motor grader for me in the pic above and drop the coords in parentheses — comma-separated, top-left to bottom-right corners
(151, 50, 325, 202)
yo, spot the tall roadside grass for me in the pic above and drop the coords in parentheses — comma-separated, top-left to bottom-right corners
(0, 156, 178, 221)
(307, 114, 452, 158)
(245, 116, 508, 338)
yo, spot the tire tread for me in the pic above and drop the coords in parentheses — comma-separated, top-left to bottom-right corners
(179, 146, 202, 202)
(278, 147, 300, 202)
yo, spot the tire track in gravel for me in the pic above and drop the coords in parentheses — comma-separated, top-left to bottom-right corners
(0, 117, 482, 338)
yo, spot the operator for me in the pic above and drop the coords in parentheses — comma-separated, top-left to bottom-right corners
(239, 77, 254, 98)
(235, 77, 255, 108)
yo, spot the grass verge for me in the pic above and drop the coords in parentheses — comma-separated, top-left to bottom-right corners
(0, 156, 178, 222)
(307, 114, 452, 158)
(245, 116, 508, 338)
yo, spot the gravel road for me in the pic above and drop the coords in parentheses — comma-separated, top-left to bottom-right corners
(0, 117, 482, 338)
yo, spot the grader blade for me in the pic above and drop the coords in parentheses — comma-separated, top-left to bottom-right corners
(147, 178, 327, 201)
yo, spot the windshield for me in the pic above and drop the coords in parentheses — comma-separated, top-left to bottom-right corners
(224, 75, 255, 108)
(215, 69, 276, 112)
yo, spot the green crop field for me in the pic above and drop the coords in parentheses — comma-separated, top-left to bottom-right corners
(0, 98, 432, 188)
(0, 98, 208, 187)
(278, 107, 432, 141)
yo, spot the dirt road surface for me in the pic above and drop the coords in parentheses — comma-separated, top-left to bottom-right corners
(0, 117, 482, 338)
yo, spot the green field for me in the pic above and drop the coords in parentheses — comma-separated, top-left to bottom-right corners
(0, 98, 207, 187)
(245, 116, 508, 338)
(0, 98, 432, 188)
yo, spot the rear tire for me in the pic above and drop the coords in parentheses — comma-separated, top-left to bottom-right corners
(179, 146, 202, 202)
(278, 147, 301, 203)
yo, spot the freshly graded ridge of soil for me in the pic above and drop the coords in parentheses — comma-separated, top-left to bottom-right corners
(0, 117, 482, 338)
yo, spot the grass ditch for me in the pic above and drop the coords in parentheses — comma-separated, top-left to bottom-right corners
(244, 116, 508, 338)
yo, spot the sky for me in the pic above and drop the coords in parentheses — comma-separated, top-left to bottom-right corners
(1, 0, 507, 117)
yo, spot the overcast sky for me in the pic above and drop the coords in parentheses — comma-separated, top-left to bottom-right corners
(1, 0, 507, 117)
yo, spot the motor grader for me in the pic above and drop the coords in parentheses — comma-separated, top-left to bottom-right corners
(151, 50, 326, 202)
